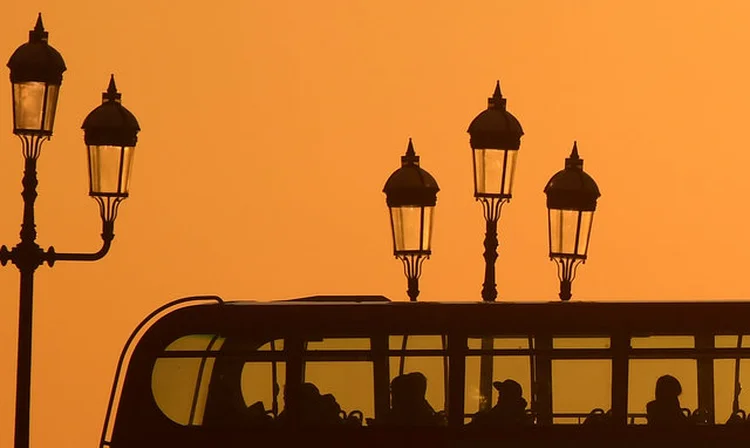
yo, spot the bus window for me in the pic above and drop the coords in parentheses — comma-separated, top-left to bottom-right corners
(240, 340, 285, 415)
(714, 359, 750, 424)
(714, 335, 750, 424)
(389, 335, 446, 416)
(553, 337, 610, 349)
(465, 337, 530, 423)
(304, 338, 373, 423)
(715, 335, 750, 349)
(628, 335, 697, 424)
(551, 359, 611, 424)
(631, 335, 694, 349)
(306, 338, 370, 351)
(628, 359, 698, 424)
(151, 334, 225, 426)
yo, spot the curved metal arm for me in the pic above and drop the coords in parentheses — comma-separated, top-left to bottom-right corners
(45, 220, 115, 266)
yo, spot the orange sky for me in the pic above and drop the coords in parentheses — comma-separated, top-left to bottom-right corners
(3, 1, 750, 446)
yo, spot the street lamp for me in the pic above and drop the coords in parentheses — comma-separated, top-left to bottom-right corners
(1, 15, 141, 448)
(383, 138, 439, 302)
(544, 142, 600, 301)
(82, 75, 140, 227)
(383, 138, 441, 380)
(467, 81, 523, 411)
(8, 15, 64, 140)
(467, 80, 524, 302)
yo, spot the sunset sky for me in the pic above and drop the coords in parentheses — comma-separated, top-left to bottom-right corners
(3, 1, 750, 446)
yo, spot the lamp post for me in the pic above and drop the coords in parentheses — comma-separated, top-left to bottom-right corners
(383, 138, 442, 391)
(467, 81, 524, 302)
(544, 142, 600, 301)
(383, 138, 439, 302)
(1, 15, 140, 448)
(467, 81, 523, 411)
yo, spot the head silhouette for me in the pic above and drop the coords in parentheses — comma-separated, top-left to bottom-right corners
(655, 375, 682, 401)
(284, 382, 320, 409)
(391, 372, 428, 406)
(494, 379, 523, 401)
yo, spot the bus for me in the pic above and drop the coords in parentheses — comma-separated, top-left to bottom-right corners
(100, 295, 750, 447)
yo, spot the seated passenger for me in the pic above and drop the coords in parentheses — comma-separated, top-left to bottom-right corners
(276, 382, 345, 427)
(726, 409, 747, 425)
(646, 375, 689, 427)
(469, 379, 532, 428)
(380, 372, 443, 426)
(583, 408, 612, 427)
(245, 401, 274, 426)
(319, 393, 345, 425)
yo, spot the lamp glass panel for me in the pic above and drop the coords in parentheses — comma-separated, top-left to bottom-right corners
(390, 205, 434, 253)
(12, 82, 59, 134)
(578, 210, 594, 256)
(88, 144, 135, 196)
(473, 149, 517, 197)
(549, 209, 594, 256)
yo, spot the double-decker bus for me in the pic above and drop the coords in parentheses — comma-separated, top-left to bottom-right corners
(100, 295, 750, 447)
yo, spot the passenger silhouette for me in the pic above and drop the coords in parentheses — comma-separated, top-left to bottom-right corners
(583, 408, 612, 427)
(646, 375, 688, 427)
(381, 372, 442, 426)
(244, 400, 274, 426)
(319, 393, 345, 425)
(469, 379, 532, 428)
(276, 382, 345, 427)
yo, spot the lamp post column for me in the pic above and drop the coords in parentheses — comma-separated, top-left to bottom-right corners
(481, 216, 498, 302)
(478, 201, 501, 410)
(13, 150, 44, 448)
(467, 81, 524, 410)
(15, 270, 34, 448)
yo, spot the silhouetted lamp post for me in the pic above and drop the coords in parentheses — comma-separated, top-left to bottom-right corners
(383, 138, 439, 301)
(544, 142, 600, 301)
(1, 15, 140, 448)
(467, 81, 523, 411)
(467, 81, 524, 302)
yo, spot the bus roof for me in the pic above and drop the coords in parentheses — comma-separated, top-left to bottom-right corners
(136, 296, 750, 344)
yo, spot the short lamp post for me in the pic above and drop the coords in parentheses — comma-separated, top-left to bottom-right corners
(1, 15, 140, 448)
(383, 138, 439, 302)
(544, 142, 600, 301)
(467, 81, 523, 411)
(383, 138, 441, 379)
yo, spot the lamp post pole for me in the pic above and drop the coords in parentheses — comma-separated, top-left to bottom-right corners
(3, 15, 140, 448)
(467, 81, 524, 411)
(542, 141, 601, 424)
(467, 81, 524, 304)
(1, 142, 115, 448)
(383, 138, 441, 391)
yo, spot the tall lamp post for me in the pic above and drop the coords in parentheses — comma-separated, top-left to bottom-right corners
(467, 81, 523, 410)
(1, 15, 141, 448)
(467, 81, 524, 302)
(544, 142, 600, 301)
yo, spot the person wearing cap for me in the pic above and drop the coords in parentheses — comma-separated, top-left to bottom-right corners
(469, 379, 531, 428)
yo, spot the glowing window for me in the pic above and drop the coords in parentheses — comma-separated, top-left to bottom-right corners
(151, 334, 225, 426)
